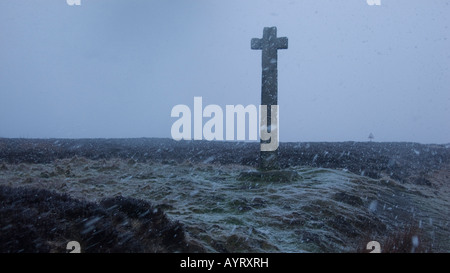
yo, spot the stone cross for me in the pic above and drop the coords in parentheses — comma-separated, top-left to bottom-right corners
(251, 27, 288, 170)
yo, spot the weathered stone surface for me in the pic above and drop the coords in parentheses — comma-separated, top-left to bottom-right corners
(252, 27, 288, 170)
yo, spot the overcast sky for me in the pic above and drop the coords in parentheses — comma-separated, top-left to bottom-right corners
(0, 0, 449, 143)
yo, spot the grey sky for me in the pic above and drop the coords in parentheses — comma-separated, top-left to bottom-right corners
(0, 0, 449, 143)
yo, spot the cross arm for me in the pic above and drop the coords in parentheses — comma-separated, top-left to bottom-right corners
(276, 37, 288, 49)
(251, 38, 262, 50)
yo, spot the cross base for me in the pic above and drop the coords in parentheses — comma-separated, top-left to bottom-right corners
(259, 150, 279, 171)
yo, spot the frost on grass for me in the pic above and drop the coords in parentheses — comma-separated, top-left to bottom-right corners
(1, 157, 449, 252)
(0, 139, 449, 253)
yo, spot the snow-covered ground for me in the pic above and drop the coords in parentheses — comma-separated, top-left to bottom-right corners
(1, 156, 449, 252)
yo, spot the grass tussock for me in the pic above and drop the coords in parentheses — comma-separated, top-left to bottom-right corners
(0, 185, 204, 253)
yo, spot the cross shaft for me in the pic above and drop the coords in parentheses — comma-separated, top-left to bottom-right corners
(251, 27, 288, 170)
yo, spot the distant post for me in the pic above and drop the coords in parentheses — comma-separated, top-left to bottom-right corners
(251, 27, 288, 170)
